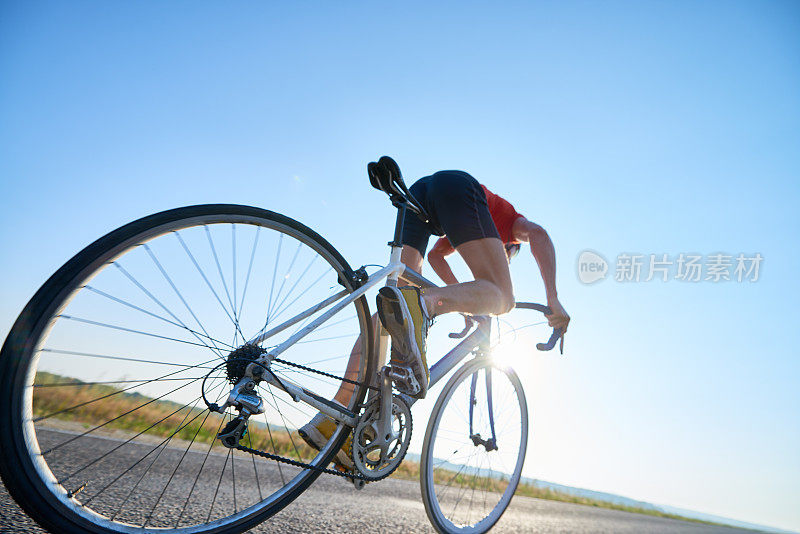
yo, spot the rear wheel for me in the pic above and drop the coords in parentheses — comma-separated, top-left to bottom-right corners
(0, 204, 374, 533)
(420, 358, 528, 534)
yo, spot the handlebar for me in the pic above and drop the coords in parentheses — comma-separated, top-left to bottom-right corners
(448, 302, 565, 354)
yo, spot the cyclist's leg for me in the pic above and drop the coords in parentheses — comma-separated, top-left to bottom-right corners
(420, 236, 514, 317)
(330, 245, 426, 406)
(332, 313, 378, 406)
(417, 171, 513, 316)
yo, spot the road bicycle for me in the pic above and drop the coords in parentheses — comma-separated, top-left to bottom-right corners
(0, 160, 563, 534)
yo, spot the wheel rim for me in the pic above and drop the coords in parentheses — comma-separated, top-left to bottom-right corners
(423, 360, 527, 533)
(15, 209, 370, 532)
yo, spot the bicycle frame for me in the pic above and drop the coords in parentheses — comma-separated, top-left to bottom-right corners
(243, 250, 493, 428)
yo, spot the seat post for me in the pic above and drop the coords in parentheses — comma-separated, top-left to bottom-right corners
(386, 204, 406, 287)
(390, 204, 406, 247)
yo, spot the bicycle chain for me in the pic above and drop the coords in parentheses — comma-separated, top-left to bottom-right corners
(234, 443, 368, 481)
(272, 357, 379, 392)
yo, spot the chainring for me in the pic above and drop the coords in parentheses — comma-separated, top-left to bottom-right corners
(351, 395, 412, 481)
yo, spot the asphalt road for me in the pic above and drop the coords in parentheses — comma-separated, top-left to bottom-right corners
(0, 429, 761, 534)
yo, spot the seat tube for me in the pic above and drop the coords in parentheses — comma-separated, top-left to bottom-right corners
(386, 205, 406, 288)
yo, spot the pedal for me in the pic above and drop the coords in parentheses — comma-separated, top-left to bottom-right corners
(387, 365, 420, 396)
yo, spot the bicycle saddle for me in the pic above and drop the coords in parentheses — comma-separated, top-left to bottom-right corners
(368, 156, 430, 224)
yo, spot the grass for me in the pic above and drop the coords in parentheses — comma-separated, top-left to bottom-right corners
(33, 372, 731, 528)
(33, 371, 316, 461)
(391, 460, 727, 526)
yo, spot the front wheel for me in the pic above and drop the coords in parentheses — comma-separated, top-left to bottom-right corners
(0, 204, 374, 533)
(420, 358, 528, 534)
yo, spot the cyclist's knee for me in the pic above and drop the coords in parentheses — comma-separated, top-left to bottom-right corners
(485, 282, 514, 315)
(498, 288, 515, 315)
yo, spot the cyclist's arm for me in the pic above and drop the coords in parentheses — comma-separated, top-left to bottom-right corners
(427, 238, 459, 285)
(512, 217, 570, 331)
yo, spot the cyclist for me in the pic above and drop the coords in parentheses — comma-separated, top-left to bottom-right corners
(300, 164, 569, 471)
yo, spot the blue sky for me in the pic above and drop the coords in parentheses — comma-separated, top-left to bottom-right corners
(1, 1, 798, 531)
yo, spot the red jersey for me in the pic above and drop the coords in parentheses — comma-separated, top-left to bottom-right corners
(480, 184, 523, 244)
(434, 184, 523, 251)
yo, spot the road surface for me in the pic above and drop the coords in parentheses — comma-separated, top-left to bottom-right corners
(0, 429, 761, 533)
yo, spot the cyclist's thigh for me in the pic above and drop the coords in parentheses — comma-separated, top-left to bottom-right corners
(455, 237, 513, 299)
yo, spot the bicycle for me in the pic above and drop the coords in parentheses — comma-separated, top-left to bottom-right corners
(0, 162, 563, 534)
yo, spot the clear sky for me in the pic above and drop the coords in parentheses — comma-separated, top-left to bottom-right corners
(1, 1, 798, 531)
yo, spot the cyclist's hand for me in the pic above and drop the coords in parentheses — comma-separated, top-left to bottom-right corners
(546, 299, 570, 334)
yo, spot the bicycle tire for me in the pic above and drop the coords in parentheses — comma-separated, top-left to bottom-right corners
(420, 358, 528, 534)
(0, 204, 374, 534)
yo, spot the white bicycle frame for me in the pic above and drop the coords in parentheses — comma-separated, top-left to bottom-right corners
(243, 242, 493, 428)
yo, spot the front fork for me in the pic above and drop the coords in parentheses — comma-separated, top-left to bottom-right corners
(468, 359, 498, 452)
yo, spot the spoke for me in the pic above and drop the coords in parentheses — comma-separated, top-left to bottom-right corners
(35, 355, 217, 424)
(82, 399, 210, 508)
(273, 367, 336, 389)
(237, 226, 261, 319)
(204, 226, 242, 340)
(232, 225, 238, 342)
(270, 254, 320, 327)
(268, 269, 330, 326)
(438, 454, 472, 502)
(259, 383, 315, 420)
(247, 431, 263, 502)
(39, 348, 217, 370)
(267, 242, 302, 325)
(207, 441, 232, 523)
(298, 353, 349, 366)
(58, 315, 222, 351)
(483, 453, 492, 516)
(300, 314, 355, 335)
(265, 233, 284, 325)
(58, 393, 207, 483)
(265, 384, 304, 461)
(296, 333, 358, 345)
(34, 376, 203, 388)
(231, 433, 238, 513)
(85, 284, 233, 351)
(450, 449, 480, 520)
(142, 244, 226, 358)
(39, 374, 207, 451)
(174, 231, 241, 338)
(176, 414, 228, 528)
(263, 410, 286, 485)
(467, 452, 484, 525)
(147, 407, 214, 525)
(140, 395, 208, 527)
